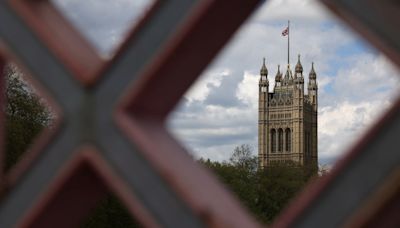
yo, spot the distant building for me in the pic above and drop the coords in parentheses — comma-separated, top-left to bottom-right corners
(258, 55, 318, 169)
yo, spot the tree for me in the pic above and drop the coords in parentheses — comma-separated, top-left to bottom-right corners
(255, 162, 311, 223)
(4, 64, 51, 171)
(229, 144, 257, 172)
(199, 145, 316, 225)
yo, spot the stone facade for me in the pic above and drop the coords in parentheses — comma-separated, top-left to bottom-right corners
(258, 55, 318, 169)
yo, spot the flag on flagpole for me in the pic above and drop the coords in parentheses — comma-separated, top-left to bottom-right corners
(282, 27, 289, 36)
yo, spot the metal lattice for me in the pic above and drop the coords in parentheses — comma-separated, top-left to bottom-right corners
(0, 0, 399, 227)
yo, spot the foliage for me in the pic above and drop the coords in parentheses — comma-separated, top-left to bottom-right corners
(229, 144, 257, 172)
(4, 64, 51, 171)
(200, 144, 317, 224)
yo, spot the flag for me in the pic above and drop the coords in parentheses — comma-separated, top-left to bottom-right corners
(282, 27, 289, 36)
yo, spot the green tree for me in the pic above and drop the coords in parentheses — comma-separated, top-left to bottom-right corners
(229, 144, 257, 172)
(255, 162, 312, 223)
(4, 64, 51, 171)
(199, 144, 316, 224)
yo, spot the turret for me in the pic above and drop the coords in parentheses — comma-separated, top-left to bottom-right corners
(258, 58, 269, 169)
(295, 54, 303, 77)
(308, 62, 318, 110)
(307, 62, 318, 167)
(259, 58, 269, 93)
(294, 54, 304, 91)
(309, 62, 317, 80)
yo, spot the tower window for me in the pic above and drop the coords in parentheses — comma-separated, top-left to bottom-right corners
(278, 129, 283, 152)
(286, 128, 291, 152)
(271, 129, 276, 153)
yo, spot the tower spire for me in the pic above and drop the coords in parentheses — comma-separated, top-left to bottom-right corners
(260, 57, 268, 76)
(295, 54, 303, 73)
(309, 62, 316, 79)
(308, 62, 318, 110)
(275, 65, 282, 82)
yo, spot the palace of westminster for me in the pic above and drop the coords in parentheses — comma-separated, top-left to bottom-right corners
(258, 55, 318, 169)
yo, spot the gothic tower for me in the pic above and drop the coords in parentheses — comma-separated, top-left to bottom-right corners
(258, 55, 318, 169)
(258, 58, 269, 168)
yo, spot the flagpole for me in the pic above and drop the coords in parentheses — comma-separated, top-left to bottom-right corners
(288, 20, 290, 66)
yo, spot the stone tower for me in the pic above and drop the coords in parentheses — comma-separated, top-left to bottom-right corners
(258, 55, 318, 169)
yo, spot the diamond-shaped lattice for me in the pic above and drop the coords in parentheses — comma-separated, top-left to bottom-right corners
(1, 0, 399, 227)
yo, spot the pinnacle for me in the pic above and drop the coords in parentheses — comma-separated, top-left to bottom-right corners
(260, 57, 268, 76)
(275, 65, 282, 82)
(295, 54, 303, 73)
(309, 62, 317, 79)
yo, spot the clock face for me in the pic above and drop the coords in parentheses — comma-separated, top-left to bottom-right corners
(261, 76, 266, 81)
(261, 86, 267, 92)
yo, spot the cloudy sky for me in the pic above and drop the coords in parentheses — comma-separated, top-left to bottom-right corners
(52, 0, 400, 165)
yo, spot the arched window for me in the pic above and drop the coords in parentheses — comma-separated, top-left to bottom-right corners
(285, 128, 291, 152)
(278, 129, 283, 152)
(271, 129, 276, 153)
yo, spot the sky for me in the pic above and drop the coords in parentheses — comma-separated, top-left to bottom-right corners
(52, 0, 400, 165)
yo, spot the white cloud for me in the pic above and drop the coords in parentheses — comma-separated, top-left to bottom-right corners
(185, 68, 230, 103)
(331, 54, 400, 102)
(318, 99, 393, 161)
(316, 54, 400, 163)
(236, 71, 259, 107)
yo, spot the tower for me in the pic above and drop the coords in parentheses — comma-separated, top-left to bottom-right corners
(258, 56, 318, 169)
(258, 58, 269, 169)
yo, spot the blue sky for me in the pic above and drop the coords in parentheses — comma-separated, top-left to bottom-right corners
(52, 0, 400, 165)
